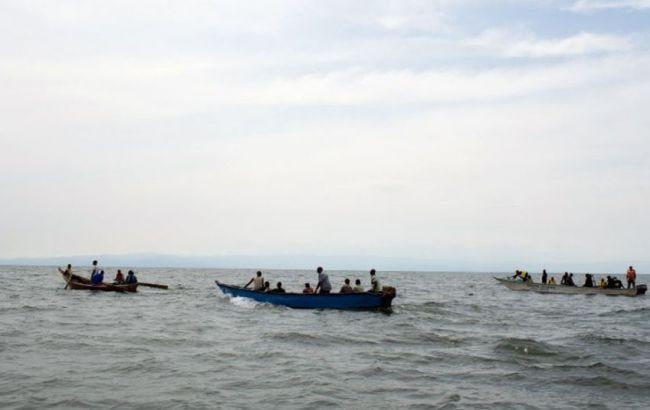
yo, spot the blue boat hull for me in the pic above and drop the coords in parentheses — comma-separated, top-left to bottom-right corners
(215, 281, 395, 310)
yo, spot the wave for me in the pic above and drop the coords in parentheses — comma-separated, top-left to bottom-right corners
(597, 306, 650, 316)
(578, 333, 650, 347)
(494, 337, 561, 357)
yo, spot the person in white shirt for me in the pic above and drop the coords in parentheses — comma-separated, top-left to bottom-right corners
(244, 271, 265, 291)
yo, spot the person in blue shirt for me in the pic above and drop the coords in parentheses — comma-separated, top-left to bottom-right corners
(124, 270, 138, 284)
(91, 269, 104, 285)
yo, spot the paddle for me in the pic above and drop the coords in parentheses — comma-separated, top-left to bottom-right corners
(58, 267, 73, 290)
(138, 282, 168, 290)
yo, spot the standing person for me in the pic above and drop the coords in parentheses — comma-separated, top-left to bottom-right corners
(91, 270, 104, 285)
(90, 260, 100, 281)
(244, 271, 265, 291)
(541, 269, 548, 284)
(124, 270, 138, 284)
(314, 267, 332, 294)
(369, 269, 382, 292)
(626, 266, 637, 289)
(113, 269, 125, 284)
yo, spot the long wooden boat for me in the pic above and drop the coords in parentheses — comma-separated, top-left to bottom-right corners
(59, 270, 138, 293)
(215, 281, 396, 309)
(494, 277, 647, 297)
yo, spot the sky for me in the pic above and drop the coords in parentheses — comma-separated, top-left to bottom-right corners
(1, 0, 649, 271)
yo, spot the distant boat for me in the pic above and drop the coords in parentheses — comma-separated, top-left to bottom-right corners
(59, 269, 138, 293)
(215, 281, 396, 310)
(494, 277, 647, 297)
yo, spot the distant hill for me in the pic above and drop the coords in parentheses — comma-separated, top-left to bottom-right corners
(0, 253, 644, 273)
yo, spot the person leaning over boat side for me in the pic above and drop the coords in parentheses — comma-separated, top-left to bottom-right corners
(512, 270, 529, 282)
(91, 269, 104, 285)
(244, 271, 265, 291)
(314, 267, 332, 294)
(369, 269, 382, 292)
(541, 269, 548, 284)
(124, 270, 138, 284)
(340, 278, 353, 294)
(566, 273, 576, 287)
(560, 272, 568, 285)
(626, 266, 637, 289)
(583, 274, 594, 288)
(303, 283, 314, 294)
(113, 269, 125, 284)
(353, 279, 364, 293)
(267, 282, 286, 294)
(548, 276, 557, 285)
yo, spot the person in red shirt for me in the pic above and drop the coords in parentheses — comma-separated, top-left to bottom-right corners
(114, 269, 125, 284)
(626, 266, 637, 289)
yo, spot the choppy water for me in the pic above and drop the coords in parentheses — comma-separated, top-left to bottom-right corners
(1, 266, 649, 409)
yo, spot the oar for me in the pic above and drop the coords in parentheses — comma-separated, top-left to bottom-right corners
(138, 282, 168, 290)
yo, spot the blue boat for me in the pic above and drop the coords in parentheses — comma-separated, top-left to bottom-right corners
(215, 281, 396, 310)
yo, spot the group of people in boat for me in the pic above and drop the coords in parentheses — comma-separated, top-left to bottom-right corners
(512, 266, 637, 289)
(243, 267, 383, 294)
(62, 260, 138, 285)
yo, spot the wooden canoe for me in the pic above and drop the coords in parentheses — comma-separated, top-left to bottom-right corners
(59, 269, 138, 293)
(494, 277, 647, 296)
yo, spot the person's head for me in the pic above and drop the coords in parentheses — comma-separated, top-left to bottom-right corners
(256, 271, 262, 277)
(277, 282, 283, 289)
(317, 266, 323, 274)
(344, 278, 350, 285)
(370, 269, 376, 276)
(629, 266, 633, 269)
(128, 270, 134, 275)
(304, 283, 310, 288)
(100, 270, 105, 274)
(67, 264, 71, 269)
(264, 281, 270, 287)
(543, 269, 547, 274)
(355, 279, 361, 285)
(92, 260, 97, 266)
(569, 273, 573, 277)
(117, 269, 122, 274)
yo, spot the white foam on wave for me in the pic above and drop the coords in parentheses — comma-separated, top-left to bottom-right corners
(228, 296, 260, 309)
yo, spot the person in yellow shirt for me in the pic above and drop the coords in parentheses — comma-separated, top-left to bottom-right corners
(548, 277, 557, 285)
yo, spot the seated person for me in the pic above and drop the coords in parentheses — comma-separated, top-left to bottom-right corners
(244, 271, 265, 291)
(340, 278, 353, 293)
(606, 276, 614, 289)
(352, 279, 364, 293)
(261, 281, 271, 292)
(267, 282, 286, 294)
(91, 269, 104, 285)
(583, 274, 594, 288)
(548, 277, 557, 285)
(114, 269, 125, 284)
(303, 283, 314, 294)
(124, 270, 138, 284)
(512, 270, 529, 282)
(612, 277, 624, 289)
(598, 277, 607, 288)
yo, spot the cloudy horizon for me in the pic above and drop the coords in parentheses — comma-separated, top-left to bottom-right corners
(2, 0, 649, 271)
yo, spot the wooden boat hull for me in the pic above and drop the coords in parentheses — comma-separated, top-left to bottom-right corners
(215, 281, 395, 309)
(60, 271, 138, 292)
(494, 277, 647, 296)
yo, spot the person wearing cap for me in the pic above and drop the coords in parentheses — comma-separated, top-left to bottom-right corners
(314, 267, 332, 294)
(369, 269, 382, 293)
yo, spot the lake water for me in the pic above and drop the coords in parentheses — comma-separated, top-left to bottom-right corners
(1, 266, 648, 409)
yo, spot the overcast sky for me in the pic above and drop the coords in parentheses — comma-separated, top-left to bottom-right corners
(1, 0, 649, 270)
